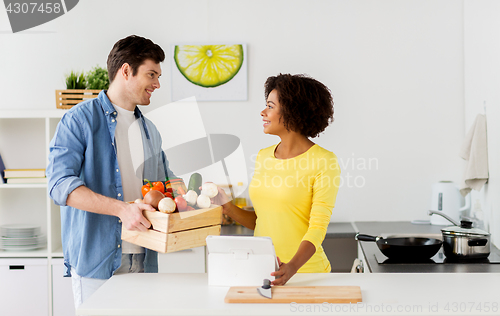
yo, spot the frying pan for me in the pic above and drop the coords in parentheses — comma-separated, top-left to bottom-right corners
(356, 233, 443, 261)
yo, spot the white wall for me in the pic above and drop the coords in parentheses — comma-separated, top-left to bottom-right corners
(0, 0, 466, 223)
(464, 0, 500, 247)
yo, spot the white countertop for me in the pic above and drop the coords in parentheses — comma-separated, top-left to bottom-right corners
(78, 272, 500, 316)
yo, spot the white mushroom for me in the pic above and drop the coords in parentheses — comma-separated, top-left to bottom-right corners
(196, 194, 211, 209)
(184, 190, 198, 206)
(201, 182, 219, 198)
(158, 197, 177, 214)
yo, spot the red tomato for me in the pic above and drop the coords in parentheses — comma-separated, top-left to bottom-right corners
(174, 196, 188, 212)
(164, 192, 173, 199)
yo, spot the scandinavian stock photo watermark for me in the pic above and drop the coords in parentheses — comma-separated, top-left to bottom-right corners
(249, 152, 379, 190)
(289, 301, 499, 314)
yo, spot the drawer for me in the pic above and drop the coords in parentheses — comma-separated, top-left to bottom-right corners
(0, 258, 48, 316)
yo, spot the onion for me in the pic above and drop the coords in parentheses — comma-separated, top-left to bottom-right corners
(201, 182, 219, 198)
(158, 197, 177, 214)
(143, 190, 165, 210)
(196, 194, 211, 209)
(184, 190, 198, 206)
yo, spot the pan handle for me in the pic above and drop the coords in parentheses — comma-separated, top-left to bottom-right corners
(355, 233, 381, 242)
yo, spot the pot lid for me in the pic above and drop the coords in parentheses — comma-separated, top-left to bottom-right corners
(441, 220, 490, 237)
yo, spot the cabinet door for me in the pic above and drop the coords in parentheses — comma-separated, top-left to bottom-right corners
(52, 259, 75, 316)
(322, 237, 358, 272)
(0, 258, 48, 316)
(158, 246, 206, 273)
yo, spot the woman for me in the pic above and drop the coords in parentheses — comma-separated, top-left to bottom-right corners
(216, 73, 340, 285)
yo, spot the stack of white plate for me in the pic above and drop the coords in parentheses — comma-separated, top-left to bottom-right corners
(0, 224, 46, 251)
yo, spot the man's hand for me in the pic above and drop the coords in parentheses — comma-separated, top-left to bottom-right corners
(119, 202, 155, 232)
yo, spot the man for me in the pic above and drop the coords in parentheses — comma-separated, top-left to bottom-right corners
(47, 35, 172, 308)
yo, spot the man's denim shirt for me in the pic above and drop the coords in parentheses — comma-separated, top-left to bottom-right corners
(47, 91, 172, 279)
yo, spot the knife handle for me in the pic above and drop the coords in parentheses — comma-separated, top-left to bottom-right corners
(263, 279, 271, 289)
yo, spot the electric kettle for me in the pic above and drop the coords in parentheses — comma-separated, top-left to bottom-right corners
(429, 181, 470, 225)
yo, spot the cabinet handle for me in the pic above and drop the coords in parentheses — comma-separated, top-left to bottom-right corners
(9, 265, 25, 270)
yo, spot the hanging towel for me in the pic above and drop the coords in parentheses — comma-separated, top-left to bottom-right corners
(459, 114, 489, 196)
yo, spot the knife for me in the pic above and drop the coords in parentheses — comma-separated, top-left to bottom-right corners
(257, 279, 272, 299)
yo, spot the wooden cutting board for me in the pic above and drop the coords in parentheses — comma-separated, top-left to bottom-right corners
(225, 286, 362, 303)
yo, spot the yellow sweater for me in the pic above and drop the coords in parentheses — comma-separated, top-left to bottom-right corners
(249, 144, 341, 273)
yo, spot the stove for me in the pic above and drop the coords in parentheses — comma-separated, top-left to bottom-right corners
(374, 249, 500, 264)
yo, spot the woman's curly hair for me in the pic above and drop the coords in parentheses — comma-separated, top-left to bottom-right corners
(264, 74, 334, 138)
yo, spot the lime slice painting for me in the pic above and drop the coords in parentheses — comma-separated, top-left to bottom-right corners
(171, 43, 248, 101)
(175, 45, 244, 88)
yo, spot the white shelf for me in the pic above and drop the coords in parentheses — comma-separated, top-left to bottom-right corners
(51, 247, 64, 258)
(0, 110, 65, 315)
(0, 247, 48, 258)
(0, 109, 67, 119)
(0, 183, 47, 189)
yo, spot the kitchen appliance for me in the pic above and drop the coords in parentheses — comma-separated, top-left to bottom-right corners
(225, 285, 362, 303)
(441, 220, 491, 259)
(430, 181, 470, 225)
(356, 234, 442, 261)
(374, 248, 500, 264)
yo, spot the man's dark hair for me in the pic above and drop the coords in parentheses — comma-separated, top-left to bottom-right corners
(107, 35, 165, 83)
(264, 74, 334, 138)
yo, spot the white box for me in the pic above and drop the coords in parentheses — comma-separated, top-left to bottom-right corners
(0, 258, 48, 316)
(206, 236, 278, 286)
(52, 258, 76, 316)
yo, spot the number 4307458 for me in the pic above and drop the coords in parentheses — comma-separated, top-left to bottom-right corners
(5, 2, 62, 14)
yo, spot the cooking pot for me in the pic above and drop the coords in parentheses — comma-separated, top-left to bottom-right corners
(441, 220, 490, 259)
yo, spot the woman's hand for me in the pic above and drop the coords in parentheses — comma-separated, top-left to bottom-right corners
(210, 186, 232, 215)
(270, 257, 298, 286)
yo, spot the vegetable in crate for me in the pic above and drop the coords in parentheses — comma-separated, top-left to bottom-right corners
(196, 194, 211, 209)
(184, 190, 198, 206)
(143, 190, 165, 210)
(158, 197, 176, 214)
(165, 177, 187, 196)
(142, 179, 165, 197)
(188, 172, 202, 195)
(174, 196, 188, 212)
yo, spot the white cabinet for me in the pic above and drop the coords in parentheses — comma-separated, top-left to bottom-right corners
(0, 110, 66, 316)
(51, 259, 75, 316)
(0, 258, 49, 316)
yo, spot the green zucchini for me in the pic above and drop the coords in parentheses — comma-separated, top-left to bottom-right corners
(188, 172, 202, 195)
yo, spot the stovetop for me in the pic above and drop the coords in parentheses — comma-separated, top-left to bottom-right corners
(375, 249, 500, 264)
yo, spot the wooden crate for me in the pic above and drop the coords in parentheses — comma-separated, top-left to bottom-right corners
(121, 205, 222, 253)
(55, 89, 101, 109)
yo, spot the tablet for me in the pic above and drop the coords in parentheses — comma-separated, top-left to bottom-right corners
(206, 235, 279, 286)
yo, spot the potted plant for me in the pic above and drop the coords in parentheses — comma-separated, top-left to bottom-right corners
(55, 66, 109, 109)
(86, 65, 109, 90)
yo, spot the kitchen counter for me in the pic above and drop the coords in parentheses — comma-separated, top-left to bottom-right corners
(355, 221, 500, 273)
(78, 272, 500, 316)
